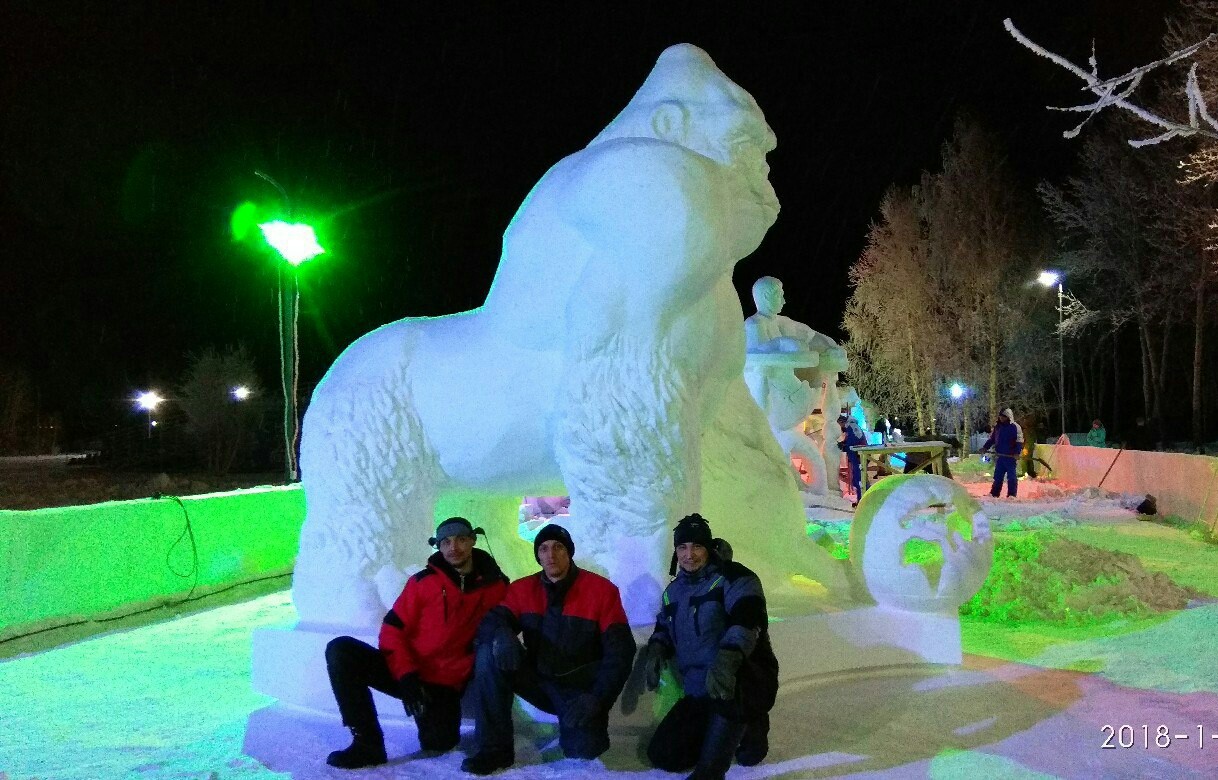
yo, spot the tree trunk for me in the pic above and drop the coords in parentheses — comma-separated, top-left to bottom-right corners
(1112, 325, 1121, 431)
(1156, 317, 1171, 444)
(1138, 318, 1153, 420)
(906, 331, 926, 435)
(1093, 334, 1107, 428)
(989, 338, 998, 423)
(1193, 267, 1206, 453)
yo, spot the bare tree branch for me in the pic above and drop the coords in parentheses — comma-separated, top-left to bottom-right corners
(1005, 18, 1218, 145)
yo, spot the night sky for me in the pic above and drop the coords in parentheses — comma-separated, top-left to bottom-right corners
(1, 2, 1178, 440)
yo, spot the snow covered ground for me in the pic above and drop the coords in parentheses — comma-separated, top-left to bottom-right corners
(5, 486, 1218, 779)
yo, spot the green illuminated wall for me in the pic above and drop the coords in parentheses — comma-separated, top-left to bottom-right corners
(0, 486, 305, 641)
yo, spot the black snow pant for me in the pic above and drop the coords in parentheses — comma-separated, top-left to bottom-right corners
(470, 640, 609, 759)
(991, 454, 1018, 497)
(325, 635, 464, 752)
(647, 661, 776, 773)
(647, 696, 770, 772)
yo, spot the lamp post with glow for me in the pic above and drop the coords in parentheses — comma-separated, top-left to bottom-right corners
(135, 390, 164, 439)
(1038, 270, 1066, 437)
(950, 382, 966, 455)
(254, 171, 325, 483)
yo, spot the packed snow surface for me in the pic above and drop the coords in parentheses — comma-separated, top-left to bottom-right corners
(6, 493, 1218, 779)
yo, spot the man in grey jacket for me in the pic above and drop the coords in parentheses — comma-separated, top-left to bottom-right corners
(636, 513, 779, 780)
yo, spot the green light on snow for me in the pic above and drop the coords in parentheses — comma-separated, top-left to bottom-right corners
(258, 220, 325, 266)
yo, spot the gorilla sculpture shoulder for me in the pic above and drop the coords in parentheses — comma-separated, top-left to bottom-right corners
(293, 44, 781, 627)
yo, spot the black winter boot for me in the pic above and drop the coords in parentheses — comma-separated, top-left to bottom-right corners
(460, 748, 515, 775)
(685, 713, 746, 780)
(326, 727, 387, 769)
(735, 712, 770, 766)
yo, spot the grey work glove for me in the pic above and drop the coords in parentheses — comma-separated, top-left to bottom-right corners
(705, 648, 744, 700)
(397, 673, 431, 718)
(620, 640, 668, 715)
(492, 633, 524, 672)
(563, 692, 603, 728)
(639, 640, 668, 691)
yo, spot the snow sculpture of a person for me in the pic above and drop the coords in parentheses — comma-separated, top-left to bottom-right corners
(744, 276, 846, 497)
(292, 44, 782, 629)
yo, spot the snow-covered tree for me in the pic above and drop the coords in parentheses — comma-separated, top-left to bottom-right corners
(844, 187, 944, 435)
(1013, 3, 1218, 448)
(845, 119, 1050, 439)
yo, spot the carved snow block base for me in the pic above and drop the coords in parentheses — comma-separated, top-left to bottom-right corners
(253, 625, 413, 724)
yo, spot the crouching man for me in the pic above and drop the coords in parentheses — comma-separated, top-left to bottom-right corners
(637, 513, 779, 780)
(323, 517, 508, 768)
(460, 524, 636, 775)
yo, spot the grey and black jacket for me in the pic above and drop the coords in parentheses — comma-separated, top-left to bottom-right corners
(648, 557, 779, 701)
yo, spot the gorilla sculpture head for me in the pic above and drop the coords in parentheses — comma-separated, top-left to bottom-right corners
(591, 44, 779, 225)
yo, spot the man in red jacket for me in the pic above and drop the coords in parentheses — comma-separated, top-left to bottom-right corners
(461, 523, 636, 775)
(323, 516, 508, 769)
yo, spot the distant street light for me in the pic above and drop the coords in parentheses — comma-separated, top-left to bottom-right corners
(253, 170, 326, 482)
(232, 385, 251, 401)
(949, 383, 968, 455)
(135, 390, 164, 439)
(1037, 270, 1066, 437)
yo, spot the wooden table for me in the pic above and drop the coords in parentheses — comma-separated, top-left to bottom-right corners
(853, 441, 951, 493)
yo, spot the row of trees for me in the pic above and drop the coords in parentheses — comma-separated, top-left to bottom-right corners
(843, 118, 1056, 441)
(847, 2, 1218, 449)
(0, 346, 268, 474)
(1014, 0, 1218, 449)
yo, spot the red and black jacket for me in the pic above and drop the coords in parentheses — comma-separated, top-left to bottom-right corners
(479, 565, 636, 704)
(379, 548, 508, 689)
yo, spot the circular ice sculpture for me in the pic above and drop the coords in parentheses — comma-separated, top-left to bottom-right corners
(850, 474, 993, 612)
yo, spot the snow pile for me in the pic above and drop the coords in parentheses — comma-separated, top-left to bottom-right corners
(961, 531, 1201, 624)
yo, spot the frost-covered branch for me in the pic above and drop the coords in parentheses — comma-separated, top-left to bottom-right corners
(1005, 18, 1218, 147)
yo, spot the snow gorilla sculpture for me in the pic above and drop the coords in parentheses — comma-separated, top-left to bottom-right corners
(293, 44, 781, 628)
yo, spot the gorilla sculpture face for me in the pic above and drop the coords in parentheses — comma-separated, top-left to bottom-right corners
(681, 81, 779, 220)
(591, 44, 780, 236)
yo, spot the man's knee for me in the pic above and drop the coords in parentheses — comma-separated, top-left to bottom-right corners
(325, 635, 360, 667)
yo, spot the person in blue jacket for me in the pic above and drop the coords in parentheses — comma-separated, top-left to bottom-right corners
(979, 407, 1025, 498)
(838, 414, 868, 506)
(635, 514, 779, 780)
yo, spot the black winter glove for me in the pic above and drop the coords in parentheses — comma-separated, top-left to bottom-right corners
(492, 633, 524, 673)
(563, 693, 603, 728)
(705, 648, 744, 700)
(639, 640, 668, 692)
(398, 673, 431, 718)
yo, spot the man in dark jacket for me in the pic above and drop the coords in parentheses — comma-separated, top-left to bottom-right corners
(839, 414, 868, 505)
(637, 514, 779, 780)
(323, 516, 508, 768)
(461, 523, 636, 775)
(979, 407, 1025, 498)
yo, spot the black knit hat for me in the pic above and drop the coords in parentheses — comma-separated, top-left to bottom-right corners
(673, 513, 713, 548)
(533, 523, 575, 562)
(430, 516, 475, 547)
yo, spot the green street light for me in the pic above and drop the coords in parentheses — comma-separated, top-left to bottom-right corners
(250, 170, 327, 483)
(258, 220, 325, 266)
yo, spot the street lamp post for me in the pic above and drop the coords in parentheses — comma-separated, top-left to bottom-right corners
(1038, 271, 1066, 437)
(253, 170, 325, 483)
(950, 382, 967, 455)
(135, 390, 164, 439)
